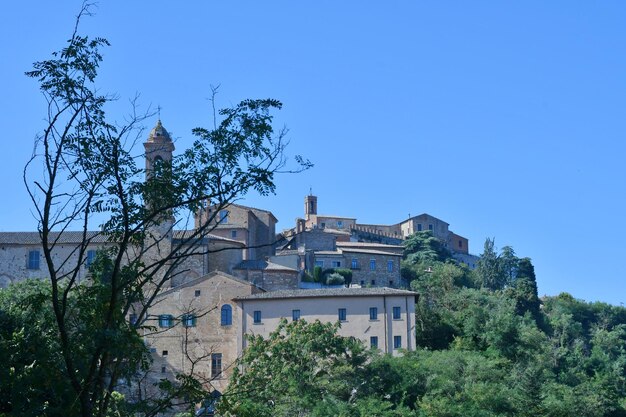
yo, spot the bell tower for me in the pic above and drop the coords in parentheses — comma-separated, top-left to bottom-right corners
(143, 119, 176, 288)
(304, 194, 317, 220)
(144, 119, 175, 174)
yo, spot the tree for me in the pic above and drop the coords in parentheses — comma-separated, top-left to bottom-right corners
(17, 5, 310, 417)
(218, 319, 370, 417)
(477, 238, 507, 290)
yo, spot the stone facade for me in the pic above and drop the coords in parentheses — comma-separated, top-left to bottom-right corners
(232, 260, 299, 291)
(195, 203, 277, 261)
(296, 194, 472, 257)
(141, 272, 262, 395)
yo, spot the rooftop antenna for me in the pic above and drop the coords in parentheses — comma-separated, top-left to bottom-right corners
(309, 186, 313, 196)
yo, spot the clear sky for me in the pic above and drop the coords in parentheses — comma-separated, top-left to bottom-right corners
(1, 1, 625, 305)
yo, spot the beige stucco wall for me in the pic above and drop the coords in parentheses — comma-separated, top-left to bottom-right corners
(237, 294, 415, 356)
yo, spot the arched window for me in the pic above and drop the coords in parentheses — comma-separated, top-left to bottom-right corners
(221, 304, 232, 326)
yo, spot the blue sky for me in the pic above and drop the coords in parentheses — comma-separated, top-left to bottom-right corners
(1, 1, 625, 305)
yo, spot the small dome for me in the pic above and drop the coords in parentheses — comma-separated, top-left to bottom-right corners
(148, 119, 171, 142)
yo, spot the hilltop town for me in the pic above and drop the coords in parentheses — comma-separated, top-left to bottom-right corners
(0, 119, 478, 399)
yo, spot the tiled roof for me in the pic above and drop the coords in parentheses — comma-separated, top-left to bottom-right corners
(0, 230, 243, 246)
(233, 260, 297, 272)
(173, 230, 245, 246)
(314, 251, 344, 256)
(234, 287, 417, 301)
(315, 215, 357, 220)
(339, 248, 402, 257)
(337, 242, 404, 249)
(321, 228, 351, 235)
(156, 271, 262, 298)
(0, 231, 111, 245)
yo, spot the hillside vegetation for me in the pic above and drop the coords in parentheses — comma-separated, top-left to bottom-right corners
(221, 232, 626, 417)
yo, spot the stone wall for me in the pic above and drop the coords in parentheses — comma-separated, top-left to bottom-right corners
(142, 272, 261, 395)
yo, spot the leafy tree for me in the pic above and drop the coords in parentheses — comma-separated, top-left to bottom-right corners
(219, 319, 369, 417)
(403, 231, 451, 265)
(476, 238, 506, 290)
(16, 5, 309, 417)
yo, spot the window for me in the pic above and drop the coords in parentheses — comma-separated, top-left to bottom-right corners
(387, 260, 393, 272)
(253, 310, 262, 324)
(351, 258, 358, 269)
(428, 224, 433, 231)
(194, 289, 201, 297)
(389, 280, 394, 287)
(292, 309, 301, 321)
(393, 306, 401, 320)
(182, 314, 196, 327)
(231, 230, 237, 238)
(86, 250, 97, 267)
(221, 304, 233, 326)
(338, 308, 347, 321)
(158, 314, 173, 328)
(162, 350, 168, 356)
(371, 279, 376, 286)
(27, 250, 40, 270)
(337, 220, 343, 228)
(370, 336, 378, 349)
(458, 240, 463, 248)
(320, 222, 326, 229)
(417, 223, 422, 232)
(360, 280, 365, 286)
(331, 261, 341, 268)
(369, 307, 378, 320)
(394, 335, 402, 349)
(219, 210, 228, 224)
(161, 366, 166, 373)
(211, 353, 222, 378)
(129, 314, 138, 325)
(369, 259, 376, 271)
(315, 260, 324, 268)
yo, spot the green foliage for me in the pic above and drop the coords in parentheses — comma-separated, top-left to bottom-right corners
(334, 268, 353, 286)
(18, 6, 309, 416)
(219, 319, 369, 417)
(403, 231, 452, 265)
(326, 272, 345, 286)
(313, 266, 324, 283)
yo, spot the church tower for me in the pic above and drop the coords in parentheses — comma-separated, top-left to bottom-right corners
(144, 119, 175, 174)
(143, 119, 176, 287)
(304, 194, 317, 220)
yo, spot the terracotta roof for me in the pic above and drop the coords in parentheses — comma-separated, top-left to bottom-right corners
(156, 271, 262, 298)
(337, 242, 404, 249)
(339, 248, 402, 257)
(0, 231, 111, 245)
(314, 215, 357, 220)
(173, 230, 245, 246)
(233, 260, 297, 272)
(234, 287, 417, 301)
(0, 230, 242, 246)
(314, 251, 344, 256)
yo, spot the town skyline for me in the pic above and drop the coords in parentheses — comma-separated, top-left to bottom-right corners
(2, 1, 626, 305)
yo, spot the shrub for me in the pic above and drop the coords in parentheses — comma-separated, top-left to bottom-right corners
(334, 268, 353, 286)
(313, 266, 323, 283)
(326, 273, 345, 286)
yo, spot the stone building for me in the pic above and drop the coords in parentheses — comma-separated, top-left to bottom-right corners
(141, 273, 418, 396)
(141, 271, 262, 396)
(0, 120, 279, 289)
(231, 259, 299, 291)
(195, 203, 278, 261)
(234, 287, 418, 356)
